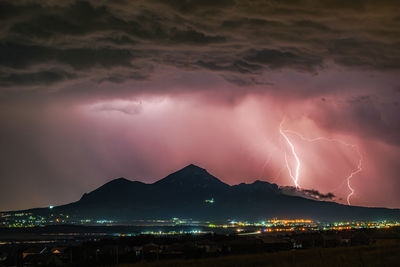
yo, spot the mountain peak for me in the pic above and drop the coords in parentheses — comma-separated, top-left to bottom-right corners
(113, 177, 131, 182)
(154, 164, 228, 189)
(79, 177, 144, 202)
(181, 163, 205, 171)
(104, 177, 133, 186)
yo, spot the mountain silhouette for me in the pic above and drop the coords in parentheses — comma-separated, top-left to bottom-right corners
(20, 164, 400, 222)
(154, 164, 229, 190)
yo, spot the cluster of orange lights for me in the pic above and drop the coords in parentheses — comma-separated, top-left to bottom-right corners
(263, 228, 307, 232)
(332, 225, 390, 230)
(268, 219, 313, 224)
(331, 226, 352, 230)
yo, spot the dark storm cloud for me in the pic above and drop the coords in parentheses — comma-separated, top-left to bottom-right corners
(0, 70, 75, 86)
(280, 186, 336, 201)
(195, 59, 262, 74)
(154, 0, 236, 11)
(97, 72, 149, 84)
(328, 39, 400, 70)
(244, 49, 323, 72)
(301, 189, 335, 201)
(1, 0, 399, 90)
(221, 18, 285, 29)
(0, 43, 134, 70)
(0, 0, 399, 144)
(220, 75, 274, 87)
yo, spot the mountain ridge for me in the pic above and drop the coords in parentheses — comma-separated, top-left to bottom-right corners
(4, 164, 400, 222)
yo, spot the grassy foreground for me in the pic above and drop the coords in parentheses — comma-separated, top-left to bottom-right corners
(121, 240, 400, 267)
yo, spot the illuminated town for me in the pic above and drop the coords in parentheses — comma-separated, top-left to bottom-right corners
(1, 212, 399, 266)
(1, 211, 398, 234)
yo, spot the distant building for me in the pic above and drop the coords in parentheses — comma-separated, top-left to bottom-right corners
(205, 197, 215, 203)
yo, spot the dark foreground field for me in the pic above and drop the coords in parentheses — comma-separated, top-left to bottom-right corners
(127, 240, 400, 267)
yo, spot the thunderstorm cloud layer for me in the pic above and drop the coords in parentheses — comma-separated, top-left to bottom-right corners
(0, 0, 399, 210)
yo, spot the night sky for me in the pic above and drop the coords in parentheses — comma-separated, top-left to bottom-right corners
(1, 0, 400, 211)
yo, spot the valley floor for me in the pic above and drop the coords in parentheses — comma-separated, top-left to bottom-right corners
(124, 240, 400, 267)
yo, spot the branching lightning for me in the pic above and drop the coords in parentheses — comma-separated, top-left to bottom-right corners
(279, 119, 301, 188)
(279, 119, 363, 205)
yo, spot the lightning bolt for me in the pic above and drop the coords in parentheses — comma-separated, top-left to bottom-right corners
(279, 119, 301, 188)
(279, 120, 363, 205)
(345, 151, 362, 205)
